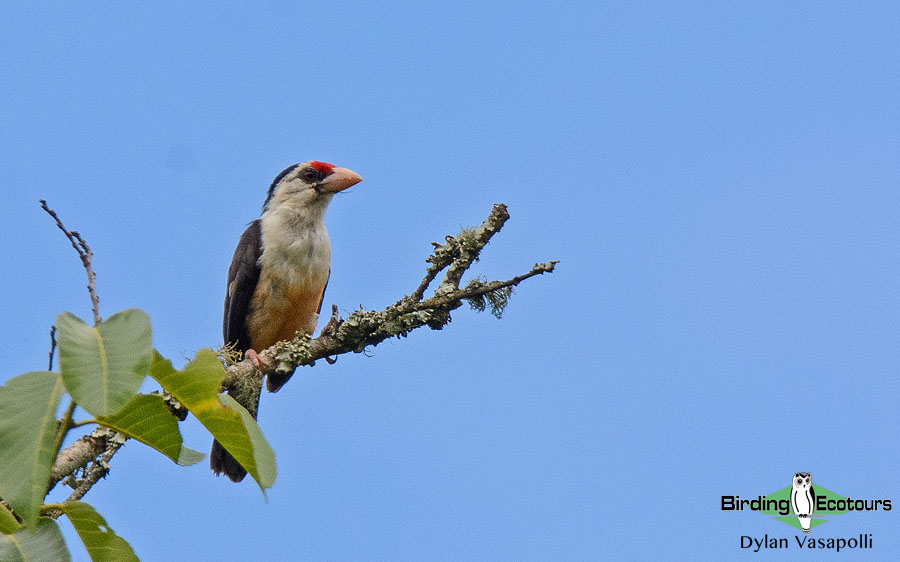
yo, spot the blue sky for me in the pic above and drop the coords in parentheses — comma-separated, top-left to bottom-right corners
(2, 2, 900, 560)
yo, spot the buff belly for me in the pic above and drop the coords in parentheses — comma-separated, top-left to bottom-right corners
(246, 269, 327, 350)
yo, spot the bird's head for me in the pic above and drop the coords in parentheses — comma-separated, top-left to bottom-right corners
(262, 160, 363, 214)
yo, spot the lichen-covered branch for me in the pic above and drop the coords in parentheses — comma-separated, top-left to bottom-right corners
(222, 203, 557, 395)
(47, 427, 111, 490)
(64, 428, 126, 503)
(44, 427, 126, 519)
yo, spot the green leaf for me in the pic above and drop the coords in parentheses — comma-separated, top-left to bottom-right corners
(55, 502, 137, 562)
(0, 372, 65, 530)
(96, 394, 203, 466)
(0, 502, 22, 534)
(56, 309, 152, 417)
(0, 517, 70, 562)
(176, 446, 206, 466)
(149, 349, 276, 490)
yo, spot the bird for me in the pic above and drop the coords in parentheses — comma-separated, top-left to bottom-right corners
(211, 160, 363, 482)
(790, 472, 815, 533)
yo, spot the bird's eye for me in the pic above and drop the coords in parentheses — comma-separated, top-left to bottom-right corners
(299, 167, 322, 183)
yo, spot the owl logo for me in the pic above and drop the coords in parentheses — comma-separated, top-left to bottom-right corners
(790, 472, 815, 533)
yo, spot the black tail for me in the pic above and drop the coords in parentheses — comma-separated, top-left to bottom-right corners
(210, 383, 261, 483)
(210, 439, 247, 482)
(266, 367, 295, 393)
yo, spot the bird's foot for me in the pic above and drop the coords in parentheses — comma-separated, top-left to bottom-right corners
(321, 304, 343, 336)
(321, 304, 341, 365)
(245, 349, 263, 369)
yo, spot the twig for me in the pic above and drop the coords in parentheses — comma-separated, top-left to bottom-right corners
(408, 204, 511, 302)
(39, 200, 101, 325)
(436, 203, 510, 295)
(409, 238, 455, 302)
(53, 400, 77, 456)
(64, 431, 125, 502)
(48, 325, 57, 370)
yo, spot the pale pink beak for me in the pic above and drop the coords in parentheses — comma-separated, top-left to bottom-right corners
(318, 167, 363, 194)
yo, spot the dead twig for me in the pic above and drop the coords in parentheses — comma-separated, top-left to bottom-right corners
(39, 200, 101, 325)
(48, 325, 57, 371)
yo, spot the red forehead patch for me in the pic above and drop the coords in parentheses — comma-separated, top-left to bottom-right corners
(309, 161, 335, 175)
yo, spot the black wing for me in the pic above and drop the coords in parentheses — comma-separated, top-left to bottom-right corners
(317, 269, 330, 314)
(223, 219, 263, 352)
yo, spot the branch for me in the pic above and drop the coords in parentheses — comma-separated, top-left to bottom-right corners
(47, 427, 110, 489)
(53, 400, 77, 456)
(222, 203, 557, 394)
(64, 429, 126, 503)
(45, 427, 125, 519)
(40, 200, 101, 325)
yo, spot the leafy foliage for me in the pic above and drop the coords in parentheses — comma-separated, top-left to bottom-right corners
(0, 310, 275, 560)
(56, 310, 152, 417)
(0, 518, 70, 562)
(0, 503, 22, 535)
(149, 349, 276, 490)
(55, 502, 138, 562)
(0, 372, 65, 530)
(96, 394, 203, 466)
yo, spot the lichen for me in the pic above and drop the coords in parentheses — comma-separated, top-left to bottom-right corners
(464, 278, 514, 318)
(216, 342, 243, 366)
(274, 331, 313, 375)
(455, 226, 484, 262)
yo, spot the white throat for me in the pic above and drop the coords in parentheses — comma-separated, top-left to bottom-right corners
(259, 196, 333, 287)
